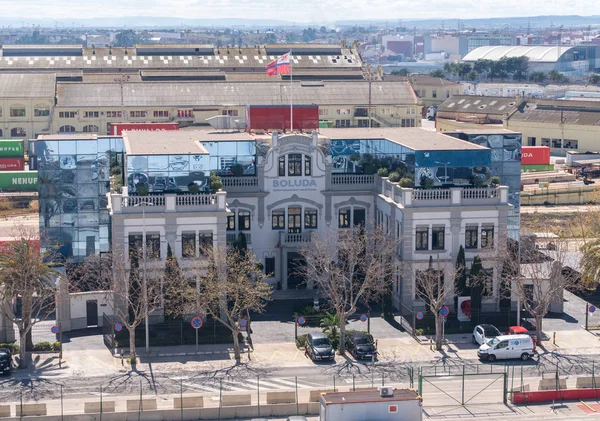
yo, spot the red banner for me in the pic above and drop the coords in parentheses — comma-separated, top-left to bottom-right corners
(0, 158, 24, 171)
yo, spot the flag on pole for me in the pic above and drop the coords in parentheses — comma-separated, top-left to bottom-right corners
(265, 52, 291, 76)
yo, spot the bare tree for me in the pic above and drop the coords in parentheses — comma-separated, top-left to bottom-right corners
(0, 225, 60, 368)
(414, 256, 457, 351)
(74, 248, 166, 364)
(185, 245, 271, 362)
(297, 225, 398, 354)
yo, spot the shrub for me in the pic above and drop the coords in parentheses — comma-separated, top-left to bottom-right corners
(388, 172, 401, 183)
(135, 183, 149, 196)
(420, 177, 435, 189)
(377, 168, 389, 177)
(32, 341, 53, 351)
(0, 343, 19, 354)
(111, 176, 123, 194)
(110, 166, 122, 176)
(51, 341, 62, 352)
(491, 176, 501, 186)
(399, 177, 414, 188)
(210, 172, 223, 192)
(188, 183, 200, 194)
(296, 334, 308, 349)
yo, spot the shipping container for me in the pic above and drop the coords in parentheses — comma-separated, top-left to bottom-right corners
(522, 164, 555, 172)
(0, 158, 24, 171)
(245, 105, 319, 132)
(109, 123, 179, 136)
(0, 171, 38, 192)
(0, 139, 24, 158)
(521, 146, 550, 165)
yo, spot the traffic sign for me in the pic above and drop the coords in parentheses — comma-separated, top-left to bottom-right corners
(591, 305, 597, 314)
(297, 316, 306, 326)
(439, 306, 450, 318)
(360, 314, 368, 322)
(240, 319, 248, 327)
(50, 325, 59, 334)
(114, 323, 123, 332)
(191, 317, 203, 329)
(416, 312, 424, 321)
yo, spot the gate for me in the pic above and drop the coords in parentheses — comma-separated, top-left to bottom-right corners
(418, 364, 508, 407)
(102, 313, 115, 350)
(397, 301, 415, 336)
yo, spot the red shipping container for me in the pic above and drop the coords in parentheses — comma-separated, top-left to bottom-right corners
(0, 158, 24, 171)
(245, 105, 319, 132)
(521, 146, 550, 165)
(110, 123, 179, 136)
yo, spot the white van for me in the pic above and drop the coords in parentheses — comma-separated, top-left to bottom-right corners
(477, 334, 536, 362)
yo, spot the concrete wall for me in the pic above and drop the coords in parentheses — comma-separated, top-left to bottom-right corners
(69, 291, 114, 330)
(15, 404, 46, 416)
(521, 186, 600, 205)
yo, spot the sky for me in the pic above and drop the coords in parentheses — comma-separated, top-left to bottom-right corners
(0, 0, 599, 23)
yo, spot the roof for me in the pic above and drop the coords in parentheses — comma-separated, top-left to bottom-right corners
(451, 128, 520, 135)
(321, 389, 419, 405)
(56, 81, 417, 107)
(319, 128, 489, 151)
(438, 96, 520, 115)
(37, 134, 98, 140)
(463, 45, 580, 62)
(509, 99, 600, 126)
(123, 131, 210, 155)
(409, 75, 461, 87)
(0, 73, 56, 98)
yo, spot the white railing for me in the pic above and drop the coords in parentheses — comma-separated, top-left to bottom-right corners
(222, 177, 259, 187)
(412, 189, 451, 201)
(280, 231, 312, 244)
(462, 187, 499, 199)
(331, 174, 375, 185)
(176, 194, 216, 206)
(121, 195, 165, 207)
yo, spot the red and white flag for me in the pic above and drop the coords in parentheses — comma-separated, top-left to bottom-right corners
(265, 52, 291, 76)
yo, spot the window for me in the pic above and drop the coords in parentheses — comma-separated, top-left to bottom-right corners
(178, 109, 193, 118)
(304, 209, 317, 229)
(432, 226, 445, 250)
(339, 209, 350, 228)
(466, 225, 478, 249)
(153, 110, 169, 118)
(59, 125, 75, 133)
(551, 139, 562, 148)
(335, 120, 351, 128)
(272, 210, 285, 229)
(59, 111, 76, 118)
(265, 257, 275, 277)
(10, 127, 26, 137)
(34, 105, 50, 117)
(238, 211, 251, 231)
(278, 156, 285, 176)
(288, 154, 302, 176)
(83, 125, 99, 133)
(130, 110, 147, 118)
(415, 227, 428, 251)
(496, 341, 508, 349)
(146, 234, 160, 259)
(84, 111, 99, 118)
(182, 232, 196, 258)
(353, 208, 366, 227)
(432, 89, 437, 98)
(319, 109, 328, 116)
(10, 105, 26, 117)
(128, 234, 143, 256)
(446, 90, 450, 98)
(304, 156, 312, 176)
(198, 232, 213, 254)
(226, 214, 236, 231)
(541, 138, 550, 147)
(563, 139, 578, 149)
(481, 225, 494, 248)
(527, 137, 536, 146)
(106, 111, 123, 118)
(221, 109, 239, 117)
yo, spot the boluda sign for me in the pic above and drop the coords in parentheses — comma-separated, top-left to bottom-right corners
(273, 179, 317, 191)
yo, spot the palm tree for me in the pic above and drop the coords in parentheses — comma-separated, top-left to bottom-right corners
(580, 239, 600, 288)
(320, 311, 341, 339)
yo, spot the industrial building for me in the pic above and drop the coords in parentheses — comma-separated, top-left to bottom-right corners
(462, 45, 600, 76)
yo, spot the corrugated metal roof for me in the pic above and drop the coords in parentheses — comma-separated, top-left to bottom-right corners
(509, 99, 600, 126)
(56, 80, 417, 107)
(463, 45, 577, 62)
(437, 95, 520, 115)
(0, 73, 55, 97)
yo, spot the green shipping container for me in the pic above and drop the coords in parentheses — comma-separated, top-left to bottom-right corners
(0, 171, 37, 192)
(522, 164, 554, 172)
(0, 140, 24, 158)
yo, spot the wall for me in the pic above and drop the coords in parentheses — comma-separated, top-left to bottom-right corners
(322, 399, 422, 421)
(69, 291, 113, 330)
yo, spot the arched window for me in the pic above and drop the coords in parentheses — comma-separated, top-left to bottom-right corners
(10, 104, 26, 117)
(59, 125, 76, 133)
(10, 127, 26, 137)
(83, 125, 99, 133)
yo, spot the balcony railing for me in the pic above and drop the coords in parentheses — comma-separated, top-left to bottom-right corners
(279, 231, 313, 246)
(461, 187, 499, 199)
(110, 192, 227, 214)
(221, 176, 259, 187)
(226, 232, 252, 244)
(412, 189, 451, 201)
(176, 194, 216, 206)
(121, 195, 165, 207)
(331, 174, 375, 187)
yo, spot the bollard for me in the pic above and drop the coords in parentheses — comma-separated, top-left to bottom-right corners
(429, 337, 433, 351)
(553, 332, 556, 345)
(120, 349, 124, 366)
(375, 339, 378, 350)
(248, 346, 251, 361)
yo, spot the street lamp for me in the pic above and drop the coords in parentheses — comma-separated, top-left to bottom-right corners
(134, 199, 154, 353)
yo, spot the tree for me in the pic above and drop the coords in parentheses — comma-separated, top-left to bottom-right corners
(580, 239, 600, 288)
(185, 245, 271, 361)
(0, 225, 60, 368)
(298, 225, 399, 354)
(415, 256, 456, 351)
(453, 246, 468, 313)
(320, 311, 341, 340)
(506, 56, 529, 81)
(430, 69, 446, 78)
(391, 68, 410, 76)
(163, 244, 185, 318)
(548, 70, 568, 84)
(529, 71, 547, 83)
(589, 74, 600, 85)
(469, 256, 484, 326)
(490, 59, 509, 81)
(473, 59, 493, 77)
(114, 30, 147, 47)
(466, 70, 478, 81)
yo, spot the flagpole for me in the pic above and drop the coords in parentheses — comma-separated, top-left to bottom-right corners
(290, 49, 293, 132)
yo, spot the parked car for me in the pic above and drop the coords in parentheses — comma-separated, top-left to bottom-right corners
(477, 334, 536, 362)
(507, 326, 529, 335)
(472, 324, 501, 346)
(305, 332, 335, 361)
(0, 348, 11, 375)
(345, 332, 377, 360)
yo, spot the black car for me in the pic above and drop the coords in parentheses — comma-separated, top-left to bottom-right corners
(305, 332, 335, 361)
(345, 333, 377, 360)
(0, 348, 11, 375)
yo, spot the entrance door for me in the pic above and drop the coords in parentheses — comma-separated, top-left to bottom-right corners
(86, 300, 98, 327)
(288, 207, 302, 233)
(287, 252, 306, 289)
